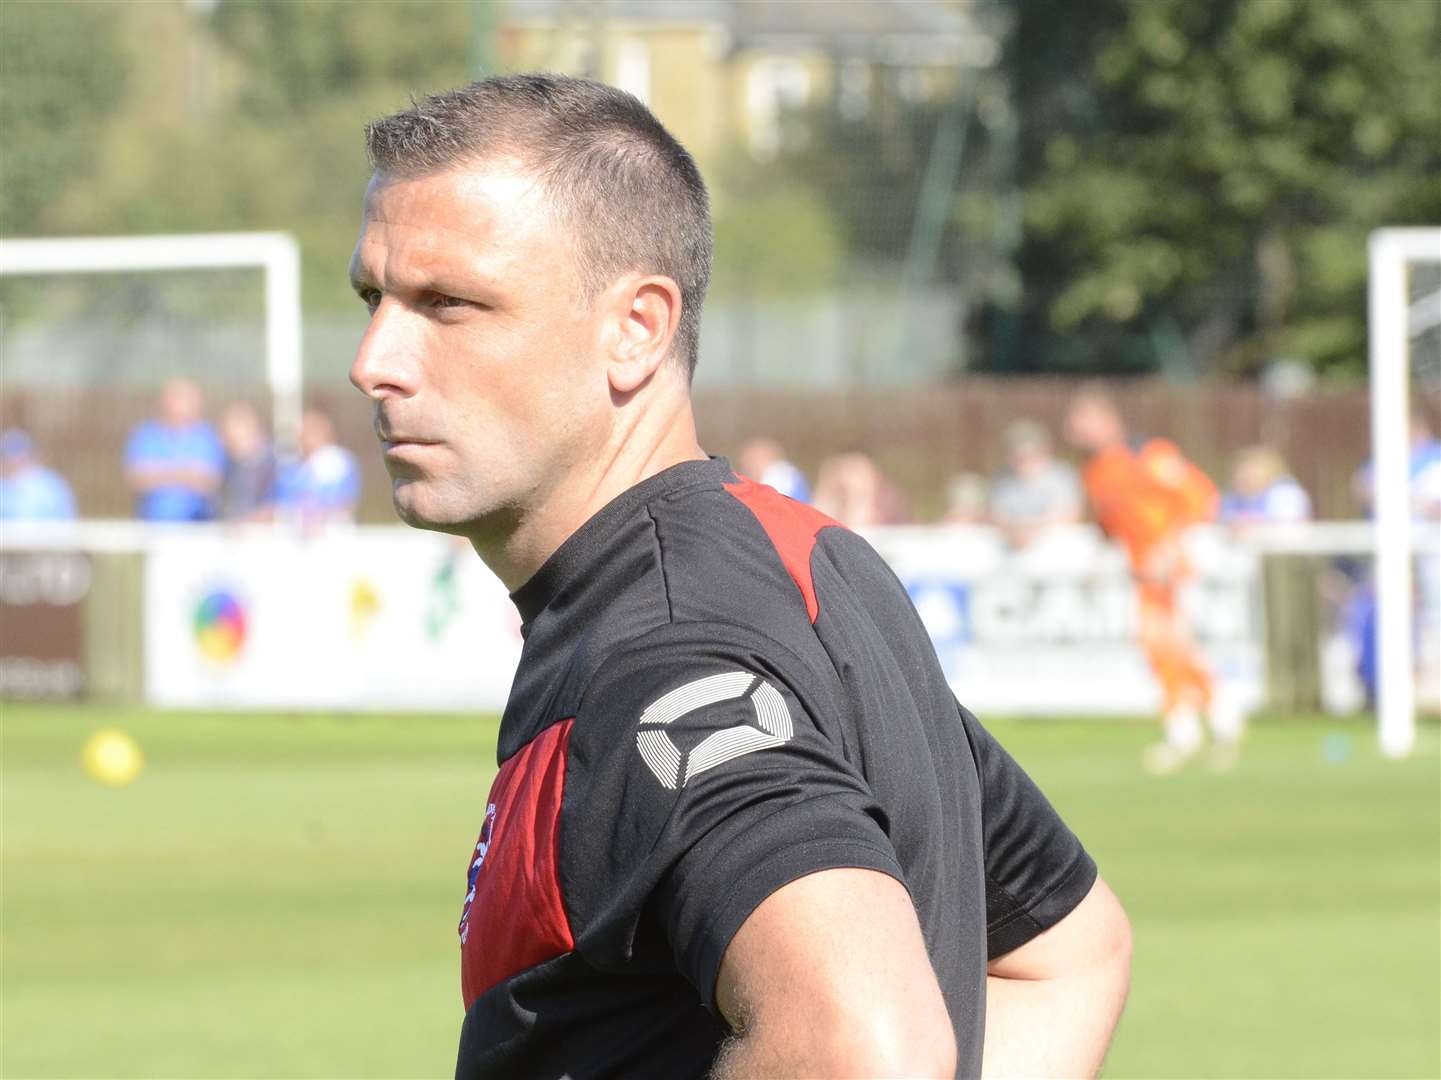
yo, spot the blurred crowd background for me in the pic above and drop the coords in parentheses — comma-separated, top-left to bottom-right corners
(1, 0, 1438, 525)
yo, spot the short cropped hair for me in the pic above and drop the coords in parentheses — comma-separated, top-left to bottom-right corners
(365, 74, 712, 377)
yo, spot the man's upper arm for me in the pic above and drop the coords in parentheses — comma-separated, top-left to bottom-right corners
(198, 428, 226, 476)
(559, 623, 906, 1011)
(987, 875, 1131, 981)
(714, 867, 955, 1078)
(123, 426, 154, 473)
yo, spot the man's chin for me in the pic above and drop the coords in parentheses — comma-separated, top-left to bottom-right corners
(391, 487, 464, 534)
(393, 500, 468, 535)
(390, 480, 517, 541)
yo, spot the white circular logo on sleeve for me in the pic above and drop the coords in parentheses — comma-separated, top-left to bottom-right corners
(635, 671, 794, 789)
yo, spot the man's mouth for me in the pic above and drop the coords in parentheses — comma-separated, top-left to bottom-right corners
(375, 417, 438, 447)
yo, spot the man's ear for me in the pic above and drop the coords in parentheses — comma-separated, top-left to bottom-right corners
(605, 274, 682, 395)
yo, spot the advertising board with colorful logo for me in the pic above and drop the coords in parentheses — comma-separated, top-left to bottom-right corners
(144, 528, 523, 710)
(142, 523, 1260, 716)
(192, 587, 249, 665)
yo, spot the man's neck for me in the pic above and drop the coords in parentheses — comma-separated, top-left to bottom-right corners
(470, 396, 707, 593)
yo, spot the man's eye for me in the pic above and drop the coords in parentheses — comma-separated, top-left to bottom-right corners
(432, 293, 468, 310)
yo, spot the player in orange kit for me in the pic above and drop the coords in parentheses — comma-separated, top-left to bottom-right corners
(1065, 386, 1243, 772)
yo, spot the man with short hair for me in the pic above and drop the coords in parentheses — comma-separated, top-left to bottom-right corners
(350, 75, 1129, 1079)
(990, 419, 1083, 547)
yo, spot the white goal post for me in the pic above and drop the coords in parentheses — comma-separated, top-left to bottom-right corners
(1369, 226, 1441, 759)
(0, 232, 303, 458)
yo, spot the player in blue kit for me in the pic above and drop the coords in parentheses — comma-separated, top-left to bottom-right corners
(349, 75, 1131, 1078)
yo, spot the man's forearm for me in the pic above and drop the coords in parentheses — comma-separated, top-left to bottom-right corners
(982, 963, 1130, 1079)
(128, 466, 218, 493)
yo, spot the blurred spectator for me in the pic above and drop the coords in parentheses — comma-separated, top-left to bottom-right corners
(1352, 410, 1441, 521)
(813, 451, 909, 528)
(1346, 410, 1441, 705)
(737, 436, 811, 502)
(0, 429, 77, 522)
(942, 473, 990, 525)
(275, 408, 361, 525)
(1220, 446, 1312, 525)
(219, 402, 277, 522)
(989, 420, 1083, 546)
(124, 378, 225, 521)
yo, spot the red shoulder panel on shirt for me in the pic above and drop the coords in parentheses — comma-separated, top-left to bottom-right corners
(724, 476, 843, 624)
(459, 719, 575, 1008)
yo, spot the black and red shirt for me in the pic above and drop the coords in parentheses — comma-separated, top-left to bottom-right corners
(455, 457, 1095, 1078)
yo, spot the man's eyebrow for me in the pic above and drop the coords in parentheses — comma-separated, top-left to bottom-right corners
(348, 248, 506, 298)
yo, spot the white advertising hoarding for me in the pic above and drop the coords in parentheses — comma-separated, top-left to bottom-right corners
(143, 524, 1264, 716)
(865, 525, 1264, 716)
(144, 528, 522, 710)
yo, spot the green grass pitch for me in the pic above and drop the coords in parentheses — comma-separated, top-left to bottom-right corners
(3, 704, 1438, 1078)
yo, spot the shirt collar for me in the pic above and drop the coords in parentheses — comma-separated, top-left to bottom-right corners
(509, 456, 731, 631)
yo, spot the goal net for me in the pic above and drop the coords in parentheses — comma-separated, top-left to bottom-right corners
(0, 233, 301, 521)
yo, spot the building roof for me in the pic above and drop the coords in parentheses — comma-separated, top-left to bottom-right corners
(504, 0, 986, 66)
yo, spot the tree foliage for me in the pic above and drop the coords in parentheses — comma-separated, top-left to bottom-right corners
(3, 0, 1436, 380)
(1004, 0, 1441, 377)
(3, 1, 472, 312)
(0, 2, 128, 236)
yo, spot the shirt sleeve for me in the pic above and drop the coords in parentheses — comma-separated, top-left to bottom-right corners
(326, 450, 362, 509)
(197, 426, 226, 477)
(958, 702, 1097, 959)
(558, 621, 905, 1012)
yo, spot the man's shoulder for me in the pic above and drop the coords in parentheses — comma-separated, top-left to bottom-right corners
(639, 472, 851, 628)
(30, 466, 73, 497)
(125, 420, 165, 450)
(577, 620, 827, 714)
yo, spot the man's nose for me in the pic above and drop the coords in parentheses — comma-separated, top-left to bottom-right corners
(350, 301, 419, 400)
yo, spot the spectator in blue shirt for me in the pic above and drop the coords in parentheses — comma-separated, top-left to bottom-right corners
(1342, 411, 1441, 705)
(0, 429, 77, 522)
(124, 378, 225, 521)
(1352, 410, 1441, 520)
(275, 408, 361, 526)
(1220, 445, 1312, 526)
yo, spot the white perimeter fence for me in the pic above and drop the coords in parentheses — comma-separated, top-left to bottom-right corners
(1, 520, 1436, 749)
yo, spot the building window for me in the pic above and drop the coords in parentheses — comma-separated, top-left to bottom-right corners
(614, 38, 651, 106)
(745, 57, 811, 159)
